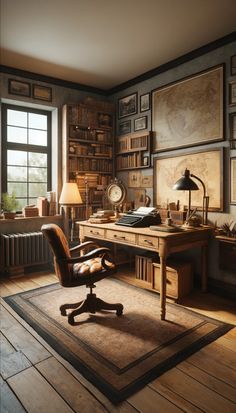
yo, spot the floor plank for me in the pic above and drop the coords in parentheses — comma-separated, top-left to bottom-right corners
(0, 376, 26, 413)
(177, 360, 236, 403)
(0, 332, 31, 379)
(8, 366, 74, 413)
(151, 367, 236, 413)
(127, 385, 184, 413)
(36, 357, 111, 413)
(1, 305, 51, 364)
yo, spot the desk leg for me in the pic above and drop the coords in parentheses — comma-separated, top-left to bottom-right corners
(201, 245, 208, 292)
(159, 256, 167, 320)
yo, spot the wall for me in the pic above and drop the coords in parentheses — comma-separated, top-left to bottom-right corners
(111, 41, 236, 287)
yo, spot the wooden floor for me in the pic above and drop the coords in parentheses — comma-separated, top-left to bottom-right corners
(0, 270, 236, 413)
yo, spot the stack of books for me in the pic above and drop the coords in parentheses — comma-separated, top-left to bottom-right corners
(23, 205, 39, 217)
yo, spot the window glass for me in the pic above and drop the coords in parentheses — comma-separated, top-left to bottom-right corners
(3, 105, 51, 208)
(29, 182, 47, 197)
(7, 150, 27, 166)
(29, 152, 47, 167)
(7, 126, 27, 143)
(29, 167, 47, 182)
(29, 129, 47, 146)
(8, 182, 27, 197)
(7, 110, 27, 127)
(7, 166, 27, 182)
(29, 113, 47, 130)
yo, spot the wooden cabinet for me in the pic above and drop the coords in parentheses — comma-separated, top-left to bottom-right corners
(116, 130, 151, 170)
(217, 236, 236, 272)
(153, 261, 193, 301)
(62, 100, 115, 221)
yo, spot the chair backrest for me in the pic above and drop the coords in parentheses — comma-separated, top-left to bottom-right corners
(41, 223, 72, 286)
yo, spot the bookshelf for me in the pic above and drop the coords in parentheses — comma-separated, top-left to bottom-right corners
(116, 130, 151, 170)
(62, 100, 115, 222)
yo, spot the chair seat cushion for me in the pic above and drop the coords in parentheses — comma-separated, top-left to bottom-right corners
(73, 257, 114, 278)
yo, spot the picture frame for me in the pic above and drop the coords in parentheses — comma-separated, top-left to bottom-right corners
(231, 55, 236, 76)
(118, 93, 137, 119)
(154, 148, 223, 211)
(32, 84, 52, 102)
(134, 116, 147, 131)
(128, 171, 141, 187)
(140, 93, 150, 112)
(229, 113, 236, 149)
(229, 81, 236, 106)
(230, 157, 236, 204)
(152, 65, 224, 152)
(119, 120, 131, 135)
(8, 79, 31, 97)
(134, 189, 146, 208)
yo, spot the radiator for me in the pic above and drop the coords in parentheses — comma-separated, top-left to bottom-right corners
(1, 231, 51, 269)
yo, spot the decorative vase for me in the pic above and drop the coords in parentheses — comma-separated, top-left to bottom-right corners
(3, 212, 16, 219)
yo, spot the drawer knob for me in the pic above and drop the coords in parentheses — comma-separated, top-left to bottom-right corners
(90, 230, 99, 235)
(114, 234, 125, 240)
(144, 239, 153, 245)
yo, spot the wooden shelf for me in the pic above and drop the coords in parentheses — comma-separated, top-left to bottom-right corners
(116, 130, 151, 170)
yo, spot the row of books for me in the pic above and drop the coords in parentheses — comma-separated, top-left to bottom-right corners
(37, 196, 57, 216)
(69, 125, 112, 143)
(69, 158, 112, 172)
(116, 152, 143, 169)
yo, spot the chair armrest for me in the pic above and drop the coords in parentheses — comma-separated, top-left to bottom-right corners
(70, 241, 99, 254)
(58, 247, 112, 264)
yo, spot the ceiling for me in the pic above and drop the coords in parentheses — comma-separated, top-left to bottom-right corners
(1, 0, 236, 91)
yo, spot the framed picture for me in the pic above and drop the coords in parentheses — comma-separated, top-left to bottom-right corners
(230, 158, 236, 204)
(229, 113, 236, 149)
(231, 55, 236, 76)
(32, 84, 52, 102)
(118, 93, 137, 119)
(229, 81, 236, 106)
(134, 189, 146, 208)
(128, 171, 141, 187)
(8, 79, 31, 97)
(152, 65, 224, 152)
(140, 175, 153, 188)
(119, 120, 131, 135)
(140, 93, 150, 112)
(134, 116, 147, 131)
(154, 148, 223, 211)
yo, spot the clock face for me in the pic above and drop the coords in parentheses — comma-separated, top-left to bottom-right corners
(107, 182, 125, 205)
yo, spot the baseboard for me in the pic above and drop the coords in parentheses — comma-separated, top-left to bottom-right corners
(208, 277, 236, 300)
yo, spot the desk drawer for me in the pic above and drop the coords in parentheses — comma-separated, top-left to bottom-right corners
(138, 234, 159, 249)
(106, 229, 136, 244)
(83, 226, 105, 238)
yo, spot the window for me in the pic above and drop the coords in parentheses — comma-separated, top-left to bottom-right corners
(1, 104, 51, 209)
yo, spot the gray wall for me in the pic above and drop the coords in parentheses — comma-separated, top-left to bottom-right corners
(111, 41, 236, 286)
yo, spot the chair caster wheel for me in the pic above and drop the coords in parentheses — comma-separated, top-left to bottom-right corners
(116, 307, 123, 316)
(68, 315, 75, 325)
(60, 309, 67, 316)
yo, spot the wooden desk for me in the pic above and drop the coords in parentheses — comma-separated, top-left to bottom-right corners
(78, 221, 212, 320)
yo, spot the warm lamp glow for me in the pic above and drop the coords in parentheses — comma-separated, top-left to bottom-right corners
(59, 182, 82, 206)
(59, 182, 82, 242)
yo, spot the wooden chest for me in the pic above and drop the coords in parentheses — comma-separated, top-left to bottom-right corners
(153, 260, 193, 301)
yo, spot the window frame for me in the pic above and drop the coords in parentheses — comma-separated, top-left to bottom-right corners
(1, 103, 52, 207)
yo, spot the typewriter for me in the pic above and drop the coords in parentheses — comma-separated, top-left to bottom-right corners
(115, 207, 161, 227)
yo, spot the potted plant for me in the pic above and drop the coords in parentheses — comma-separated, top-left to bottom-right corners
(1, 192, 20, 219)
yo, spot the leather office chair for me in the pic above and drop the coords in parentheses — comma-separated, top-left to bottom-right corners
(41, 223, 123, 325)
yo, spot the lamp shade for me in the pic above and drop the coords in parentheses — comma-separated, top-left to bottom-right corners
(173, 169, 199, 191)
(59, 182, 82, 206)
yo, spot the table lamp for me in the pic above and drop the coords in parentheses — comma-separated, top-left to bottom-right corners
(173, 169, 209, 225)
(172, 169, 199, 221)
(59, 182, 82, 241)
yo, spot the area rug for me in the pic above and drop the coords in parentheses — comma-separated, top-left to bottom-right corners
(5, 278, 233, 404)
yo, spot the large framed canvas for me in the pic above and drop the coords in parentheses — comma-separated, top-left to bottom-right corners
(230, 158, 236, 204)
(152, 65, 224, 152)
(154, 148, 223, 211)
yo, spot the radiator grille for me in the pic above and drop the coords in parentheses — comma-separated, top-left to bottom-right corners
(1, 231, 51, 268)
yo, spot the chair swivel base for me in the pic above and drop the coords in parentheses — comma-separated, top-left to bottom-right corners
(60, 292, 124, 325)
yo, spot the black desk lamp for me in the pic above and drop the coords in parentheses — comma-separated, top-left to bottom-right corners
(173, 169, 209, 225)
